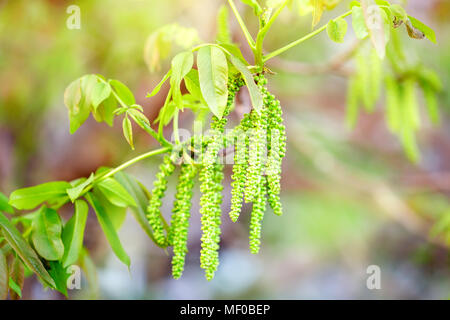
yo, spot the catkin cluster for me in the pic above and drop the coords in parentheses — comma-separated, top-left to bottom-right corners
(169, 163, 198, 279)
(147, 155, 175, 247)
(146, 74, 286, 280)
(199, 77, 244, 280)
(228, 74, 286, 254)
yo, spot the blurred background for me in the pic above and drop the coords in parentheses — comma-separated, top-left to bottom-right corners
(0, 0, 449, 299)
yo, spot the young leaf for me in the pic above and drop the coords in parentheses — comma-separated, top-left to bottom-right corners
(114, 172, 159, 244)
(62, 199, 89, 268)
(0, 192, 14, 214)
(8, 277, 22, 299)
(407, 16, 436, 44)
(31, 206, 64, 261)
(241, 0, 263, 16)
(110, 79, 136, 106)
(144, 24, 200, 72)
(96, 178, 136, 208)
(184, 69, 204, 101)
(147, 70, 172, 98)
(91, 80, 112, 110)
(170, 51, 194, 108)
(122, 116, 134, 150)
(361, 0, 388, 59)
(229, 55, 263, 112)
(0, 212, 56, 288)
(92, 189, 127, 230)
(66, 173, 94, 202)
(79, 248, 100, 299)
(352, 6, 369, 39)
(127, 109, 151, 132)
(9, 181, 72, 210)
(92, 94, 117, 127)
(64, 78, 89, 134)
(48, 261, 69, 297)
(327, 18, 348, 43)
(420, 83, 440, 125)
(9, 257, 24, 300)
(197, 46, 229, 119)
(0, 249, 8, 299)
(86, 193, 130, 267)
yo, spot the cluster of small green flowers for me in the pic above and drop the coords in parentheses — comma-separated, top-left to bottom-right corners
(199, 77, 243, 280)
(249, 178, 267, 254)
(256, 75, 286, 216)
(229, 114, 251, 222)
(244, 108, 267, 203)
(169, 163, 198, 279)
(147, 155, 175, 247)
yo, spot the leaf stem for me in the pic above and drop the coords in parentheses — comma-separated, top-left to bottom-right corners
(254, 0, 289, 67)
(173, 109, 180, 144)
(227, 0, 256, 50)
(263, 10, 352, 62)
(158, 87, 173, 141)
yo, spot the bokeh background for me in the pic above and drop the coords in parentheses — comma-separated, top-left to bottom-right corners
(0, 0, 449, 299)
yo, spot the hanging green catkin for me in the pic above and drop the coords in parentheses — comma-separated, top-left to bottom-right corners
(257, 75, 286, 216)
(249, 178, 267, 254)
(244, 109, 266, 203)
(199, 77, 243, 280)
(229, 114, 251, 222)
(170, 163, 198, 279)
(147, 155, 175, 247)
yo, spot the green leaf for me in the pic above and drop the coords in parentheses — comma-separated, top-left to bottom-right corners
(241, 0, 263, 16)
(92, 189, 127, 230)
(62, 200, 89, 268)
(9, 256, 24, 300)
(8, 277, 22, 299)
(0, 212, 56, 288)
(96, 178, 136, 208)
(31, 206, 64, 261)
(184, 69, 204, 101)
(407, 16, 436, 44)
(0, 249, 8, 299)
(92, 94, 117, 127)
(48, 261, 69, 297)
(170, 51, 194, 108)
(0, 192, 13, 214)
(110, 79, 136, 106)
(66, 173, 94, 202)
(122, 116, 134, 150)
(361, 1, 388, 59)
(229, 55, 263, 113)
(91, 80, 112, 110)
(218, 43, 249, 65)
(352, 6, 369, 39)
(114, 172, 159, 245)
(197, 46, 229, 119)
(147, 70, 172, 98)
(127, 109, 151, 133)
(390, 4, 407, 22)
(327, 18, 348, 43)
(9, 181, 72, 210)
(86, 193, 130, 267)
(64, 78, 89, 134)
